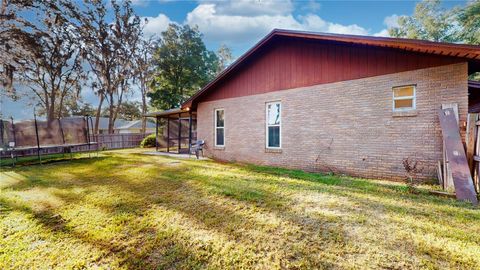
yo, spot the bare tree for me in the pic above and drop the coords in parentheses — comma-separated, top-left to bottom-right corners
(24, 10, 84, 122)
(0, 0, 40, 95)
(108, 0, 143, 133)
(1, 1, 85, 122)
(134, 36, 155, 134)
(74, 0, 142, 134)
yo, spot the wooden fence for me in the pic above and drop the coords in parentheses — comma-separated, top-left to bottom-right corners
(94, 133, 150, 150)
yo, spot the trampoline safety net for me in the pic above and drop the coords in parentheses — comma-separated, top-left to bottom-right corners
(0, 116, 93, 151)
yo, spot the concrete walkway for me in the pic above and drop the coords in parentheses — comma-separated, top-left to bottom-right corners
(142, 151, 209, 160)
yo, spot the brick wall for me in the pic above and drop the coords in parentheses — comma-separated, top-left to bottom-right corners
(196, 63, 468, 181)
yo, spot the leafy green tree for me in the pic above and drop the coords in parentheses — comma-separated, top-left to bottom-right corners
(388, 0, 456, 42)
(216, 44, 233, 75)
(458, 1, 480, 80)
(457, 0, 480, 45)
(101, 101, 141, 121)
(68, 102, 96, 117)
(148, 24, 218, 110)
(389, 0, 479, 80)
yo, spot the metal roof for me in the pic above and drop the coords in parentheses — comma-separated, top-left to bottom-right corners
(182, 29, 480, 109)
(143, 108, 190, 117)
(116, 120, 156, 129)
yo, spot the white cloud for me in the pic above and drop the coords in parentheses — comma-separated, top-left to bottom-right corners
(202, 0, 294, 16)
(185, 4, 301, 44)
(131, 0, 149, 7)
(300, 0, 321, 12)
(185, 3, 370, 45)
(299, 14, 369, 35)
(384, 14, 401, 29)
(143, 13, 172, 37)
(373, 29, 389, 37)
(373, 14, 403, 37)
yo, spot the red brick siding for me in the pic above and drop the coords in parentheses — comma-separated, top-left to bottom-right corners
(196, 63, 468, 181)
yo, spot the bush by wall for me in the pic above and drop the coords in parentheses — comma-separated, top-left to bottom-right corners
(140, 134, 156, 148)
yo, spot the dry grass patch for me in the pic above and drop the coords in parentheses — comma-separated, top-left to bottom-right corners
(0, 149, 479, 269)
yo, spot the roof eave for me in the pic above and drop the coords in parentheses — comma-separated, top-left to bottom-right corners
(181, 29, 480, 109)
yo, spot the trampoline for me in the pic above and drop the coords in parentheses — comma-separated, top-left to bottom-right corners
(0, 113, 98, 165)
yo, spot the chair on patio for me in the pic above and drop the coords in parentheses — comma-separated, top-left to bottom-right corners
(190, 140, 205, 159)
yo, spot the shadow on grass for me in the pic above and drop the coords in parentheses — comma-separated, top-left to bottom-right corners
(1, 152, 479, 268)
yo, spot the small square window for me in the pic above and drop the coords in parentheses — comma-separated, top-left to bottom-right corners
(393, 85, 415, 111)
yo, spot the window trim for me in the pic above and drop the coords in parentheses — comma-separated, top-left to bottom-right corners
(392, 85, 416, 112)
(214, 108, 225, 147)
(265, 101, 282, 149)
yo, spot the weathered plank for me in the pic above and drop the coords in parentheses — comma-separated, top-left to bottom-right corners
(466, 114, 478, 174)
(437, 160, 443, 186)
(438, 108, 478, 204)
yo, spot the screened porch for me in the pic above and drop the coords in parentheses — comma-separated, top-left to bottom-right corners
(145, 108, 197, 154)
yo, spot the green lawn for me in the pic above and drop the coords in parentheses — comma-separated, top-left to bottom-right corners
(0, 149, 479, 269)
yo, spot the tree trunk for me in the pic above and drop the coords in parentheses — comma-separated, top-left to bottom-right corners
(94, 94, 104, 134)
(108, 92, 114, 134)
(141, 82, 147, 135)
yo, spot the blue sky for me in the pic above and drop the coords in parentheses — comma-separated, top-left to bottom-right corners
(133, 0, 465, 57)
(1, 0, 468, 119)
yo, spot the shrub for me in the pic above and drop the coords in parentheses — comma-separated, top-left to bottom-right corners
(140, 134, 156, 148)
(402, 157, 423, 193)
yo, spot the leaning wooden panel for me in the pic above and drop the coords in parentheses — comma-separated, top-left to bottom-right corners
(438, 108, 478, 205)
(441, 103, 458, 189)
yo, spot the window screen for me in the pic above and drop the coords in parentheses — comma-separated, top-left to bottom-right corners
(215, 109, 224, 146)
(393, 85, 415, 111)
(266, 102, 281, 148)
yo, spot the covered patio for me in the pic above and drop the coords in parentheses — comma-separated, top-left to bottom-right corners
(144, 108, 197, 154)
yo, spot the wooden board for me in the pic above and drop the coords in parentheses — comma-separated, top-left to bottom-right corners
(466, 113, 477, 174)
(437, 160, 443, 186)
(441, 104, 459, 190)
(438, 108, 478, 205)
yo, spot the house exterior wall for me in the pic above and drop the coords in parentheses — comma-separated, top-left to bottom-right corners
(199, 37, 463, 104)
(197, 63, 468, 181)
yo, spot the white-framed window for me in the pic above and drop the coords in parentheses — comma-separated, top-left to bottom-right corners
(266, 101, 281, 149)
(392, 85, 416, 111)
(214, 108, 225, 147)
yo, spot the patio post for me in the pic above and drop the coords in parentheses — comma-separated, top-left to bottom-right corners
(178, 113, 181, 153)
(188, 111, 192, 154)
(167, 117, 170, 152)
(155, 116, 159, 151)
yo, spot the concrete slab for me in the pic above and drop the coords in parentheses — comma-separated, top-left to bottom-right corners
(142, 151, 209, 160)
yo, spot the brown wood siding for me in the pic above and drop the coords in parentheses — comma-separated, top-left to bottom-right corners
(200, 37, 463, 103)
